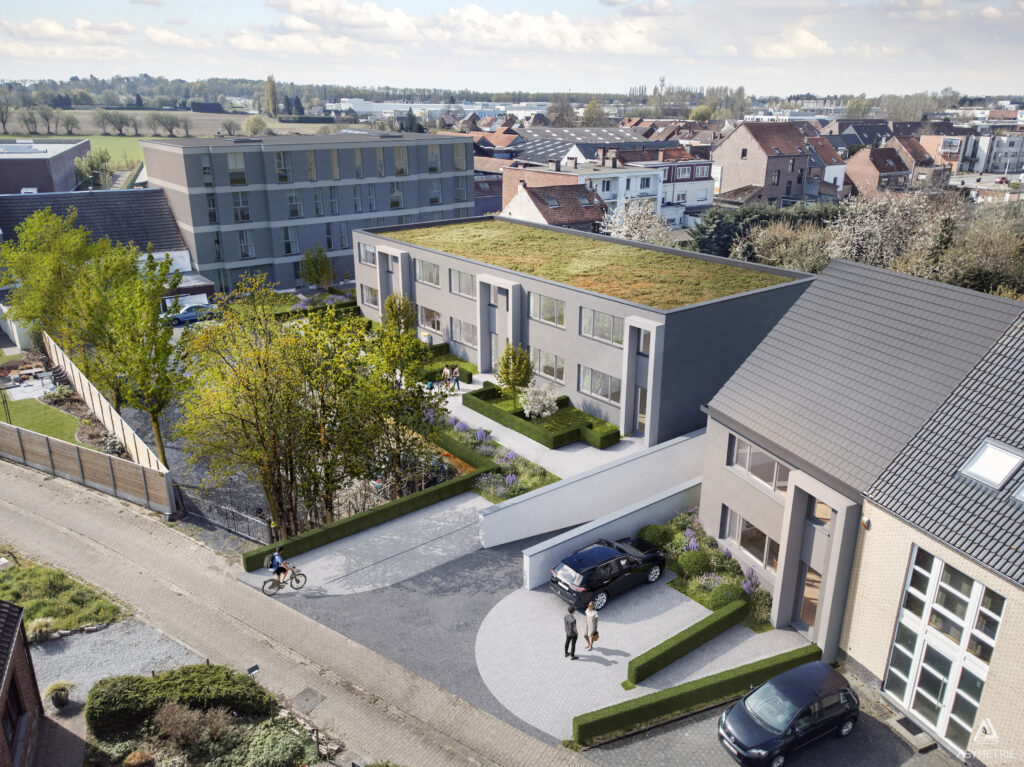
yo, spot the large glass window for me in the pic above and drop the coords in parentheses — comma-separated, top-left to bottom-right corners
(453, 142, 466, 171)
(427, 144, 440, 173)
(960, 439, 1024, 488)
(227, 152, 246, 185)
(313, 188, 324, 216)
(330, 149, 339, 180)
(429, 179, 442, 205)
(231, 191, 250, 222)
(274, 151, 291, 183)
(728, 435, 789, 495)
(579, 365, 621, 404)
(360, 284, 378, 307)
(454, 175, 467, 201)
(324, 223, 334, 250)
(358, 244, 376, 266)
(329, 186, 340, 215)
(207, 193, 218, 224)
(238, 229, 254, 259)
(394, 146, 409, 175)
(451, 269, 476, 298)
(389, 181, 403, 209)
(283, 226, 298, 255)
(580, 307, 624, 345)
(722, 506, 779, 570)
(352, 184, 362, 213)
(376, 147, 385, 177)
(354, 148, 363, 178)
(418, 305, 442, 332)
(307, 150, 317, 181)
(200, 153, 213, 186)
(451, 318, 477, 347)
(368, 185, 376, 211)
(415, 259, 440, 287)
(529, 293, 565, 327)
(287, 189, 303, 218)
(531, 347, 565, 383)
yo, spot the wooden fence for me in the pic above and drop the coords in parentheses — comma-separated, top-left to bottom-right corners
(0, 421, 174, 515)
(42, 332, 166, 472)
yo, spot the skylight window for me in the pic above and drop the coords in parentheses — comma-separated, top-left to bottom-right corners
(960, 440, 1024, 489)
(545, 197, 560, 208)
(1014, 483, 1024, 504)
(579, 196, 592, 206)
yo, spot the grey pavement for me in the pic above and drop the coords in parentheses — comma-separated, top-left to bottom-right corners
(0, 460, 593, 767)
(475, 582, 807, 740)
(237, 490, 489, 595)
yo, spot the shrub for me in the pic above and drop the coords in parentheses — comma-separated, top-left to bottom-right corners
(153, 701, 204, 747)
(122, 749, 155, 767)
(708, 548, 743, 577)
(26, 617, 55, 642)
(204, 707, 232, 741)
(690, 572, 724, 593)
(666, 530, 701, 558)
(750, 587, 773, 625)
(42, 384, 75, 404)
(637, 525, 672, 548)
(666, 508, 697, 533)
(707, 580, 748, 610)
(521, 383, 559, 420)
(242, 718, 319, 767)
(43, 680, 76, 700)
(674, 549, 710, 579)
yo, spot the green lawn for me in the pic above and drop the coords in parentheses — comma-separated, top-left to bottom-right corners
(488, 389, 615, 434)
(0, 349, 25, 365)
(5, 397, 87, 446)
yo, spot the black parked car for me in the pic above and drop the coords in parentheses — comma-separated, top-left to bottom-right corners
(549, 537, 665, 610)
(717, 661, 859, 767)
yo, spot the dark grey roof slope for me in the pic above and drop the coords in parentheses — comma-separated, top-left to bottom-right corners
(0, 599, 24, 681)
(707, 260, 1024, 495)
(515, 126, 678, 163)
(867, 316, 1024, 587)
(0, 188, 186, 253)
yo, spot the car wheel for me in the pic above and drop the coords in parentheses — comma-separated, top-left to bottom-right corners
(593, 591, 608, 610)
(838, 718, 855, 737)
(172, 318, 181, 326)
(770, 754, 785, 767)
(646, 565, 662, 583)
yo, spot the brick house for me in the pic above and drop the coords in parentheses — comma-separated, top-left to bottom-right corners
(712, 122, 813, 205)
(883, 136, 951, 190)
(0, 600, 42, 767)
(500, 182, 606, 232)
(844, 147, 911, 198)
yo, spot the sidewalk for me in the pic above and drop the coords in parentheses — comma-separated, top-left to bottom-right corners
(0, 461, 593, 767)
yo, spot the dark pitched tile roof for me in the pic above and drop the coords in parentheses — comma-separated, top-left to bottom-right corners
(867, 316, 1024, 587)
(0, 188, 186, 253)
(0, 599, 24, 682)
(740, 122, 812, 156)
(707, 260, 1024, 495)
(804, 136, 845, 166)
(858, 147, 910, 174)
(523, 184, 605, 226)
(716, 184, 765, 203)
(889, 136, 933, 166)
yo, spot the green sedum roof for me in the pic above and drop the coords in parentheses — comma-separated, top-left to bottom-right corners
(386, 219, 794, 310)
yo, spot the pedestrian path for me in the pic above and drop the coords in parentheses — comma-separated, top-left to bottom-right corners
(446, 376, 646, 480)
(0, 461, 594, 767)
(476, 582, 808, 740)
(237, 491, 489, 596)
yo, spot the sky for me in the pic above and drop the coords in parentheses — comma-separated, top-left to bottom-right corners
(1, 0, 1023, 97)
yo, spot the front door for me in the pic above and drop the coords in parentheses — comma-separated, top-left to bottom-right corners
(910, 642, 955, 731)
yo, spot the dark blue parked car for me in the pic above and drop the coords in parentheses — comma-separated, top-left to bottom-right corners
(549, 537, 665, 610)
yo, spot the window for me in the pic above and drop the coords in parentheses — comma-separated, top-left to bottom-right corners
(339, 223, 349, 248)
(231, 191, 250, 222)
(354, 148, 363, 179)
(287, 189, 303, 218)
(330, 149, 339, 180)
(806, 496, 833, 527)
(728, 435, 789, 495)
(640, 177, 651, 189)
(227, 152, 246, 185)
(454, 176, 467, 202)
(579, 196, 592, 207)
(416, 259, 440, 287)
(329, 186, 339, 215)
(368, 185, 376, 211)
(352, 184, 362, 213)
(305, 150, 316, 181)
(678, 166, 693, 180)
(2, 676, 25, 748)
(389, 181, 403, 209)
(207, 193, 218, 224)
(771, 170, 780, 186)
(601, 179, 612, 192)
(639, 329, 651, 355)
(785, 180, 792, 195)
(427, 144, 440, 173)
(451, 318, 477, 347)
(545, 197, 560, 208)
(580, 307, 625, 345)
(358, 244, 376, 265)
(740, 148, 748, 159)
(212, 232, 222, 260)
(960, 439, 1024, 489)
(283, 226, 298, 255)
(797, 169, 804, 183)
(200, 153, 213, 186)
(238, 229, 255, 259)
(274, 152, 292, 183)
(361, 284, 379, 307)
(394, 146, 409, 176)
(663, 168, 672, 182)
(676, 191, 687, 203)
(376, 147, 384, 177)
(429, 179, 442, 205)
(529, 293, 565, 327)
(580, 364, 621, 404)
(451, 269, 476, 298)
(788, 158, 795, 172)
(453, 142, 466, 171)
(695, 165, 709, 178)
(418, 305, 442, 331)
(395, 214, 413, 225)
(531, 347, 565, 382)
(723, 506, 779, 571)
(324, 223, 334, 250)
(625, 178, 631, 190)
(313, 188, 324, 216)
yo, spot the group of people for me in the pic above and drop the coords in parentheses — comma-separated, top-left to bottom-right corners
(439, 363, 461, 391)
(562, 603, 599, 660)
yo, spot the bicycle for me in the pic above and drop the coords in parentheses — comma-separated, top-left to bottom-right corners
(261, 566, 307, 596)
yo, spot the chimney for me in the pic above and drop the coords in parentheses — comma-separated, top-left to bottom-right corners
(570, 157, 578, 169)
(658, 149, 666, 161)
(598, 146, 608, 164)
(518, 179, 527, 190)
(548, 159, 561, 171)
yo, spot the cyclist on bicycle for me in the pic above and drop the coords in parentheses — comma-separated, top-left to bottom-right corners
(270, 547, 293, 584)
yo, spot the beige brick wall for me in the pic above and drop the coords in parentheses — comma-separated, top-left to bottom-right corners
(841, 501, 1024, 764)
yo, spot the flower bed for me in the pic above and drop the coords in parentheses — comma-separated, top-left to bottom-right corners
(639, 508, 773, 632)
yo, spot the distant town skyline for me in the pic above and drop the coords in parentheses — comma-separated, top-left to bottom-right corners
(1, 0, 1023, 97)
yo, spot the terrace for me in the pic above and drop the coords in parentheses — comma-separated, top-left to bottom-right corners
(385, 218, 794, 310)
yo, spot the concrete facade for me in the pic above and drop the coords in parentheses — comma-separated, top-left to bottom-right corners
(840, 503, 1023, 765)
(354, 218, 810, 448)
(141, 133, 475, 292)
(0, 140, 89, 194)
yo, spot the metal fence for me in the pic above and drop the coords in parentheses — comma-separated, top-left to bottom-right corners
(174, 485, 273, 544)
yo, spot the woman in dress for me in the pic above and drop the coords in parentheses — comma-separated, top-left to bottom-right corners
(583, 600, 599, 651)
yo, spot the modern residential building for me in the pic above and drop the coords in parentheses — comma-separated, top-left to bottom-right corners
(712, 122, 814, 205)
(883, 136, 951, 190)
(500, 182, 605, 232)
(141, 132, 475, 292)
(354, 217, 810, 447)
(842, 315, 1024, 764)
(698, 259, 1023, 675)
(0, 599, 42, 767)
(955, 133, 1024, 176)
(0, 140, 90, 194)
(844, 147, 911, 198)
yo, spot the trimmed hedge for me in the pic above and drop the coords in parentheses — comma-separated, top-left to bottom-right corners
(242, 430, 498, 571)
(273, 299, 358, 320)
(638, 524, 673, 548)
(421, 356, 477, 384)
(463, 383, 620, 449)
(85, 664, 275, 738)
(572, 643, 823, 746)
(675, 549, 711, 579)
(627, 600, 747, 684)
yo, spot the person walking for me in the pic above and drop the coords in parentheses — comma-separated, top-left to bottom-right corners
(441, 364, 452, 391)
(583, 601, 599, 651)
(563, 606, 579, 660)
(452, 364, 461, 391)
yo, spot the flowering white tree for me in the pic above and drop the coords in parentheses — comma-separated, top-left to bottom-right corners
(825, 193, 939, 269)
(521, 383, 559, 420)
(600, 199, 678, 248)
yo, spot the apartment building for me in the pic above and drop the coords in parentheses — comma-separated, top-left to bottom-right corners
(956, 133, 1024, 176)
(354, 217, 809, 447)
(141, 132, 475, 292)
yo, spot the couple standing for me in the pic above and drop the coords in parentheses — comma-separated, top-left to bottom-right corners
(563, 603, 599, 660)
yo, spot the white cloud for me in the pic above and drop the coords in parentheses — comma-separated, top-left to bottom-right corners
(0, 17, 133, 44)
(980, 5, 1003, 17)
(131, 0, 165, 6)
(754, 27, 832, 60)
(144, 25, 206, 48)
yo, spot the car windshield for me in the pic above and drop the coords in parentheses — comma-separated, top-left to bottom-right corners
(744, 682, 801, 734)
(554, 563, 583, 586)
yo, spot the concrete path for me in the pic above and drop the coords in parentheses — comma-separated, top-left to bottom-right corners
(446, 377, 647, 480)
(237, 491, 490, 596)
(476, 581, 808, 740)
(0, 461, 593, 767)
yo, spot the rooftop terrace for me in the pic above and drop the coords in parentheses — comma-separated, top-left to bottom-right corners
(385, 219, 795, 310)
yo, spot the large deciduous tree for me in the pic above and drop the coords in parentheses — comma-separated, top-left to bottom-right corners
(299, 244, 332, 291)
(495, 342, 533, 411)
